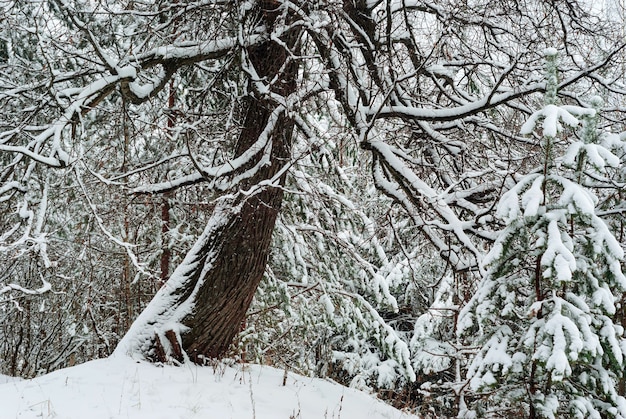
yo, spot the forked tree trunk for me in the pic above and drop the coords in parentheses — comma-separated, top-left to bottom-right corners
(115, 6, 298, 362)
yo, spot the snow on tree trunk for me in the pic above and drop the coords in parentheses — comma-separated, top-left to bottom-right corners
(116, 5, 298, 363)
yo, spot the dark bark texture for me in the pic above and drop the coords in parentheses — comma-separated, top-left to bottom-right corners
(153, 4, 299, 362)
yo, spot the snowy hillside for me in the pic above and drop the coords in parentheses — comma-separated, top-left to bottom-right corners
(0, 356, 417, 418)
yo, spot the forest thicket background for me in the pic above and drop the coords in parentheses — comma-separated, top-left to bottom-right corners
(1, 0, 626, 417)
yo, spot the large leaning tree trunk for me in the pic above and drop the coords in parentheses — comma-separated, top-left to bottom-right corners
(115, 5, 300, 363)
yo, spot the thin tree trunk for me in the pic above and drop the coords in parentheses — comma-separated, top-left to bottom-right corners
(159, 79, 177, 287)
(116, 5, 298, 363)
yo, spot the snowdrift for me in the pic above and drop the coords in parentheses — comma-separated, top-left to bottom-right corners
(0, 356, 417, 418)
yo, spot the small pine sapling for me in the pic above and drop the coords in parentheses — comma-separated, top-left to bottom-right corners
(458, 49, 626, 419)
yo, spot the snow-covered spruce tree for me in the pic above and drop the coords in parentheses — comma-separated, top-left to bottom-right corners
(599, 122, 626, 395)
(459, 50, 626, 418)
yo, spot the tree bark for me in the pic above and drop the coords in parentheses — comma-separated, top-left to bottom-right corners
(115, 4, 299, 363)
(181, 36, 296, 361)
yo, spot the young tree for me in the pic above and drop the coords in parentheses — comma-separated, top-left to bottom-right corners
(459, 50, 626, 418)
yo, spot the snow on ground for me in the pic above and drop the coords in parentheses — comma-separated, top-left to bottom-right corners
(0, 373, 22, 385)
(0, 356, 418, 418)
